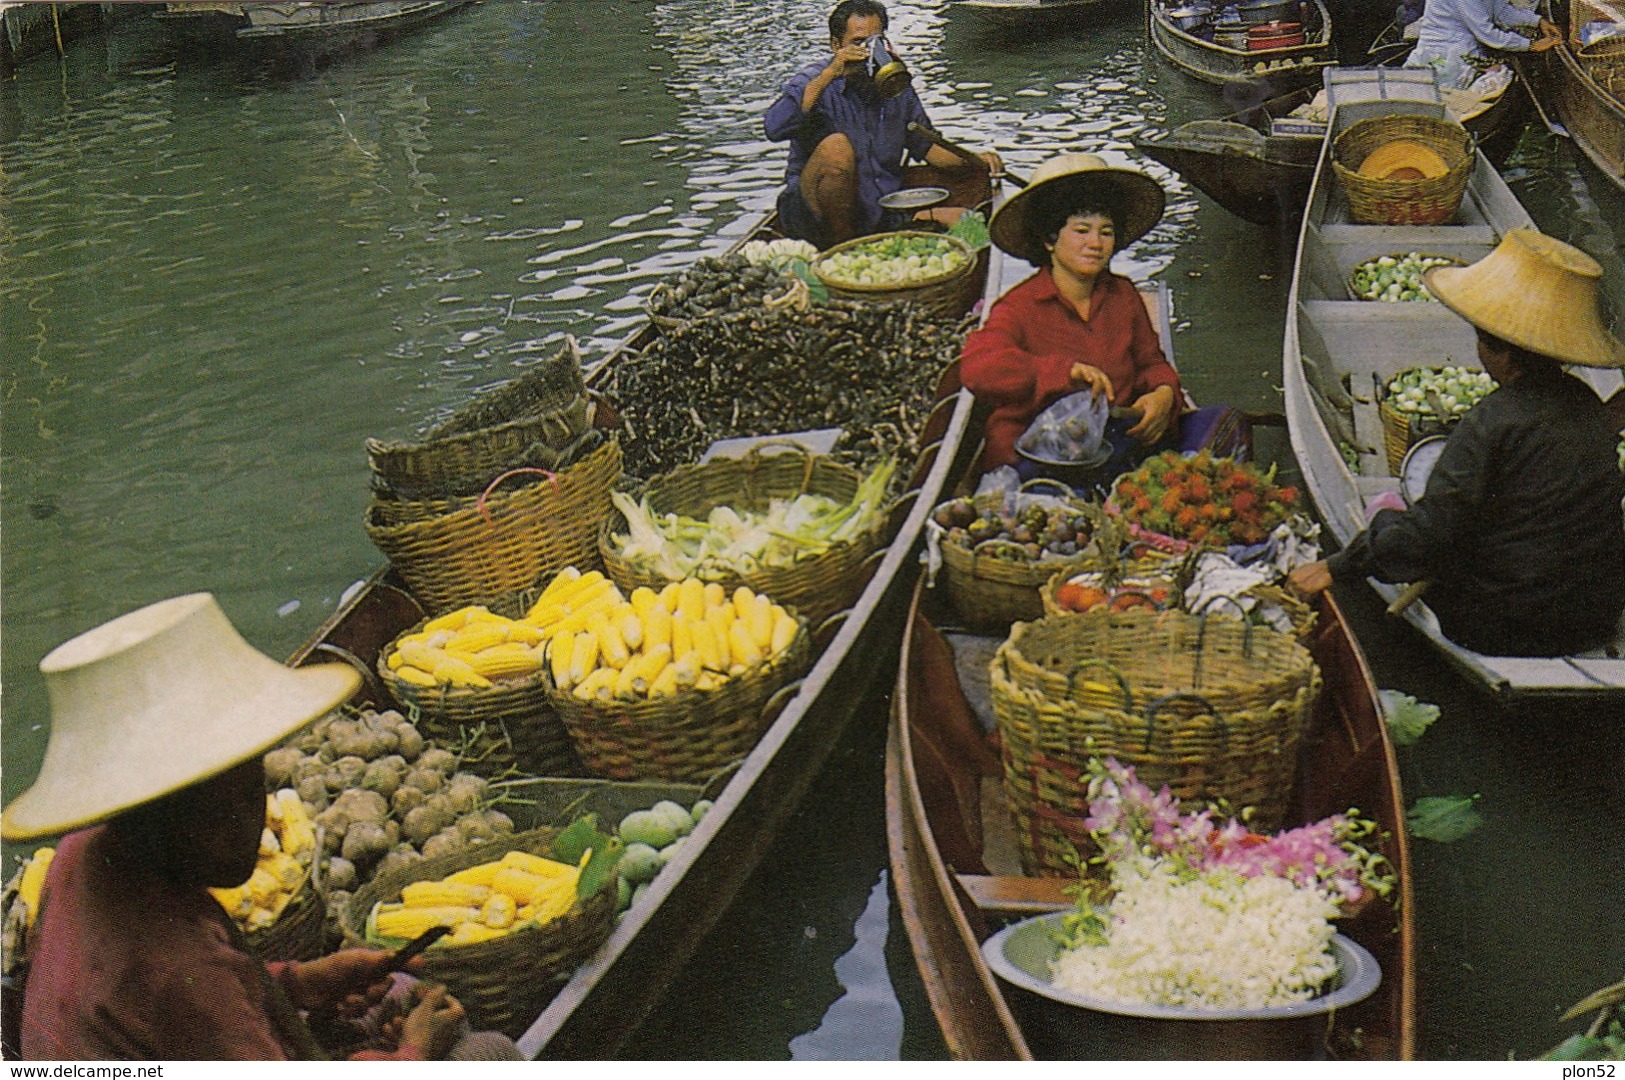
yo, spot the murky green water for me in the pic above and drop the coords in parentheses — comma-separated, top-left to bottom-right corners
(2, 0, 1619, 1060)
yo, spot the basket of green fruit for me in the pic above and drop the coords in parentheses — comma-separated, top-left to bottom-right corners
(933, 487, 1100, 629)
(1347, 252, 1463, 302)
(1378, 365, 1496, 474)
(813, 231, 978, 317)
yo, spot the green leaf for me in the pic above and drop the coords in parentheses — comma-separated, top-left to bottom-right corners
(1406, 794, 1484, 842)
(948, 209, 991, 251)
(551, 813, 608, 867)
(1379, 690, 1441, 747)
(577, 837, 625, 901)
(1541, 1034, 1607, 1061)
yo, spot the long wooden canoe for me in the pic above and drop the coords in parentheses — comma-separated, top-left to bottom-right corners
(1526, 0, 1625, 192)
(1146, 0, 1336, 90)
(153, 1, 475, 45)
(283, 175, 992, 1058)
(948, 0, 1114, 27)
(1282, 72, 1625, 699)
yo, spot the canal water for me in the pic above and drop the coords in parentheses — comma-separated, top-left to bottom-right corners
(2, 0, 1620, 1061)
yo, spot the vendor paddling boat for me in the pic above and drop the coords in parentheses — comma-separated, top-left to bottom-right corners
(1283, 70, 1625, 699)
(1146, 0, 1335, 90)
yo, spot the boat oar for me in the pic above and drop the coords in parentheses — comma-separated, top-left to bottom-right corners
(1386, 580, 1429, 617)
(906, 122, 1027, 188)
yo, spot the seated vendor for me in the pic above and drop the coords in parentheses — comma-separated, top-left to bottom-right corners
(5, 594, 519, 1060)
(1289, 229, 1625, 658)
(961, 152, 1182, 481)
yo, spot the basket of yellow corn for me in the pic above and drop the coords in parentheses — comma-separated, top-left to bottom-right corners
(210, 790, 329, 962)
(339, 826, 617, 1039)
(535, 569, 813, 783)
(377, 599, 583, 780)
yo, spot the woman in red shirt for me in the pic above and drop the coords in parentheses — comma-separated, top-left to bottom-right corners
(962, 153, 1182, 478)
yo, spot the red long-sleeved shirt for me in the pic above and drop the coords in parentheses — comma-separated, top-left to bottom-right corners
(960, 267, 1182, 471)
(19, 826, 420, 1061)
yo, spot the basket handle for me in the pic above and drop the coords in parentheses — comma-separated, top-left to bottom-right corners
(814, 609, 850, 652)
(477, 468, 561, 525)
(740, 439, 822, 496)
(1192, 593, 1250, 621)
(1141, 691, 1225, 755)
(309, 642, 385, 706)
(1191, 605, 1255, 688)
(1017, 477, 1075, 499)
(760, 678, 806, 727)
(1065, 658, 1134, 713)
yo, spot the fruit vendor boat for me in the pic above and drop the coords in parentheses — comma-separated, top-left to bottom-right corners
(1282, 71, 1625, 699)
(1146, 0, 1336, 90)
(1522, 0, 1625, 193)
(275, 172, 994, 1058)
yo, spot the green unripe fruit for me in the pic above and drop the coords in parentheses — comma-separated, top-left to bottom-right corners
(618, 808, 678, 850)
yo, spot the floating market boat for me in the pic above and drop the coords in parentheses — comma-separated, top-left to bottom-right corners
(1524, 0, 1625, 192)
(1134, 67, 1527, 227)
(153, 1, 474, 49)
(884, 576, 1416, 1059)
(948, 0, 1113, 27)
(1145, 0, 1335, 89)
(1282, 73, 1625, 699)
(278, 176, 994, 1058)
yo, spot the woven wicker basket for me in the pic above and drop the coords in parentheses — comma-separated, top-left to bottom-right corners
(547, 617, 812, 783)
(241, 877, 328, 963)
(367, 340, 590, 500)
(1345, 253, 1464, 301)
(937, 491, 1101, 630)
(1333, 114, 1473, 225)
(814, 231, 979, 318)
(990, 609, 1320, 876)
(645, 274, 810, 336)
(364, 437, 622, 615)
(1377, 367, 1472, 474)
(1040, 561, 1317, 641)
(340, 827, 616, 1039)
(599, 446, 889, 628)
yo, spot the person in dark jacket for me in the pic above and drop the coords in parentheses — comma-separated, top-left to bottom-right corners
(1289, 229, 1625, 657)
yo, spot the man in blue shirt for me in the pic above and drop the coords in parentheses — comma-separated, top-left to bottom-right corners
(1403, 0, 1560, 89)
(764, 0, 1002, 247)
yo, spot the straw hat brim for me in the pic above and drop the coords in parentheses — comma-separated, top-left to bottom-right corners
(1, 595, 362, 841)
(990, 159, 1166, 264)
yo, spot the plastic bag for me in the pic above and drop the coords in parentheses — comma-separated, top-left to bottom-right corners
(1016, 390, 1110, 466)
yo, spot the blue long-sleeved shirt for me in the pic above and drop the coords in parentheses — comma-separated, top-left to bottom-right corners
(763, 60, 936, 235)
(1404, 0, 1540, 88)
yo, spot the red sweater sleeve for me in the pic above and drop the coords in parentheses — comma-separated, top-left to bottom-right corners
(960, 283, 1076, 411)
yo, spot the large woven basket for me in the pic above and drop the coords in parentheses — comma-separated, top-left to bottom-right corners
(366, 339, 591, 501)
(1377, 367, 1470, 474)
(937, 490, 1101, 630)
(240, 877, 328, 963)
(547, 617, 812, 783)
(991, 609, 1320, 876)
(1333, 114, 1474, 225)
(340, 827, 616, 1039)
(599, 446, 889, 627)
(1040, 565, 1318, 643)
(364, 437, 621, 615)
(813, 231, 978, 318)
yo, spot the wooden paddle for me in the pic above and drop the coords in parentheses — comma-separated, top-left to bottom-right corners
(907, 122, 1027, 188)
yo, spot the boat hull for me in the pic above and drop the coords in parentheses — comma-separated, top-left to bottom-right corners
(1146, 0, 1334, 89)
(1532, 0, 1625, 192)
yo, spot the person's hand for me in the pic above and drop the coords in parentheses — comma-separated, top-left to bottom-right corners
(396, 984, 465, 1061)
(825, 42, 869, 79)
(1538, 16, 1560, 37)
(291, 948, 409, 1012)
(979, 150, 1005, 179)
(1068, 362, 1113, 401)
(1125, 386, 1177, 444)
(1287, 561, 1334, 598)
(1530, 33, 1558, 51)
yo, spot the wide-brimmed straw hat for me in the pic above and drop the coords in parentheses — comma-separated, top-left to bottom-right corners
(989, 152, 1167, 265)
(1425, 228, 1625, 369)
(1357, 138, 1451, 181)
(1, 594, 360, 841)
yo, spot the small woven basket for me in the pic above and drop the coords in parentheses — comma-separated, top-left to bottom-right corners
(1345, 253, 1464, 302)
(1377, 368, 1468, 474)
(240, 877, 328, 963)
(547, 617, 812, 783)
(937, 490, 1101, 630)
(814, 231, 979, 318)
(991, 609, 1320, 876)
(340, 827, 616, 1040)
(364, 437, 622, 615)
(367, 339, 591, 500)
(1332, 114, 1474, 225)
(599, 446, 889, 627)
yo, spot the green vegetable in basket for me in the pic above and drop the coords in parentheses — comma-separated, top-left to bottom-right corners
(551, 813, 609, 867)
(948, 210, 991, 252)
(1351, 252, 1458, 302)
(618, 808, 679, 851)
(819, 235, 970, 288)
(617, 842, 665, 885)
(1386, 365, 1497, 418)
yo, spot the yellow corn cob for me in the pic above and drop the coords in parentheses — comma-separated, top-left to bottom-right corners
(245, 867, 282, 906)
(770, 611, 798, 655)
(444, 624, 509, 656)
(528, 885, 576, 926)
(702, 582, 727, 611)
(264, 792, 283, 825)
(629, 586, 661, 620)
(642, 603, 671, 654)
(265, 853, 305, 891)
(444, 921, 507, 947)
(465, 608, 508, 626)
(648, 664, 680, 698)
(16, 848, 55, 925)
(431, 654, 492, 690)
(748, 594, 774, 652)
(527, 569, 604, 622)
(397, 640, 449, 673)
(393, 665, 438, 688)
(210, 885, 250, 919)
(445, 862, 503, 887)
(373, 904, 482, 939)
(732, 586, 757, 621)
(677, 578, 706, 622)
(613, 660, 641, 700)
(695, 671, 724, 692)
(515, 904, 537, 923)
(534, 566, 584, 606)
(572, 665, 618, 702)
(480, 892, 518, 929)
(619, 610, 644, 651)
(729, 620, 764, 670)
(672, 649, 702, 688)
(659, 581, 682, 612)
(549, 633, 574, 691)
(504, 621, 548, 645)
(592, 612, 629, 669)
(467, 645, 543, 680)
(387, 650, 406, 670)
(689, 621, 724, 672)
(401, 880, 493, 908)
(490, 866, 549, 903)
(670, 613, 693, 661)
(705, 606, 734, 665)
(424, 605, 489, 634)
(276, 790, 315, 859)
(542, 586, 623, 640)
(499, 851, 575, 878)
(628, 644, 672, 694)
(569, 630, 600, 685)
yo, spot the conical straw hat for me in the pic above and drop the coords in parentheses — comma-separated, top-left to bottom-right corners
(1425, 229, 1625, 369)
(989, 152, 1166, 265)
(1357, 138, 1451, 180)
(2, 594, 360, 841)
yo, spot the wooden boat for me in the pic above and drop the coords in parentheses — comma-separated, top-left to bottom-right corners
(1282, 72, 1625, 699)
(1525, 0, 1625, 192)
(281, 172, 993, 1058)
(1134, 67, 1527, 228)
(153, 1, 474, 47)
(1146, 0, 1336, 90)
(948, 0, 1112, 27)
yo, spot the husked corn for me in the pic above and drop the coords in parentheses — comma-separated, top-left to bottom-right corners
(401, 880, 492, 907)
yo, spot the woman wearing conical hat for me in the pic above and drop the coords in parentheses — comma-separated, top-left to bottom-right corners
(1289, 230, 1625, 658)
(3, 595, 513, 1060)
(961, 153, 1183, 480)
